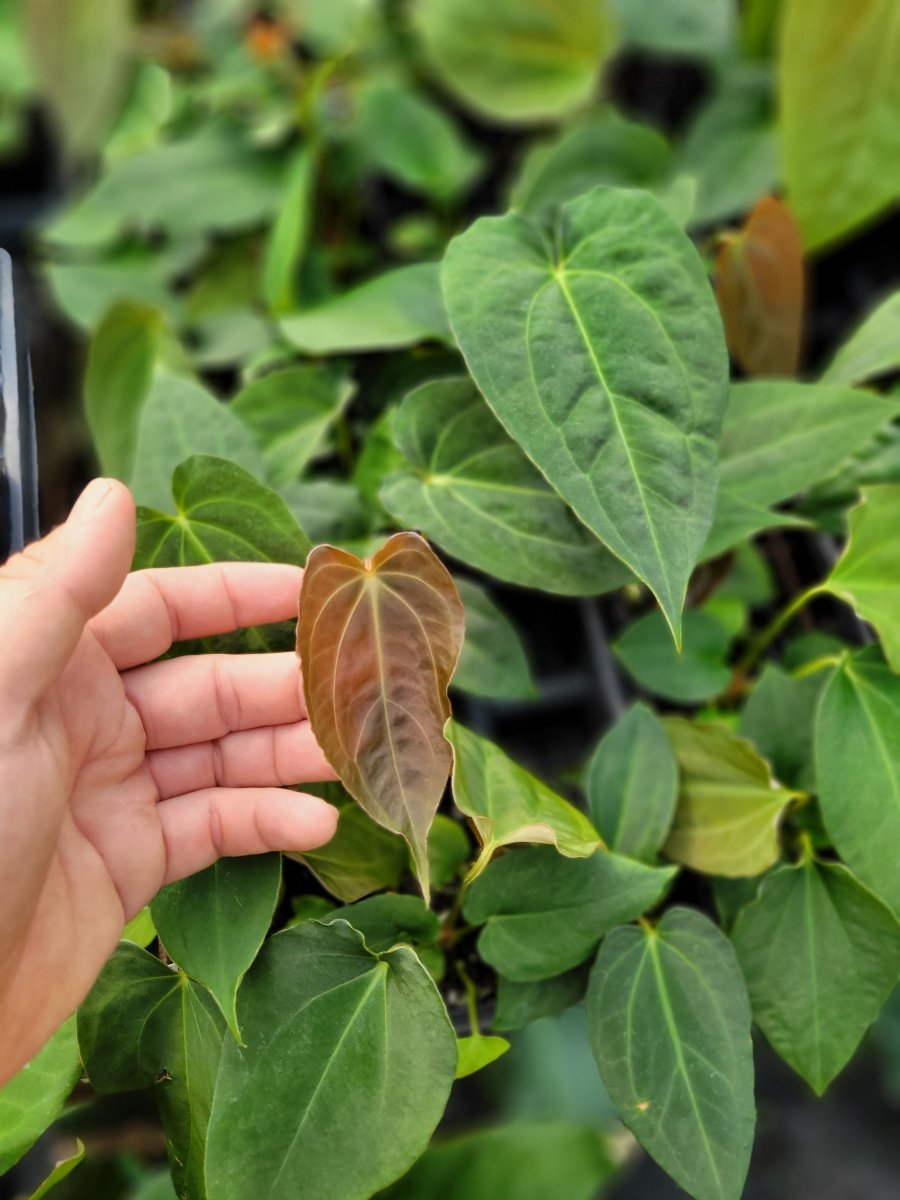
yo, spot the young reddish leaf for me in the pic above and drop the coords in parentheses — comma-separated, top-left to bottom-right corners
(296, 533, 464, 899)
(716, 196, 805, 378)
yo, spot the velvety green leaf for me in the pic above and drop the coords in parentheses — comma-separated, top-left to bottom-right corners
(610, 0, 737, 57)
(781, 0, 900, 249)
(122, 906, 157, 948)
(663, 718, 799, 877)
(455, 1034, 511, 1079)
(281, 263, 450, 354)
(732, 857, 900, 1093)
(205, 920, 457, 1200)
(587, 702, 678, 861)
(491, 964, 590, 1032)
(711, 875, 765, 931)
(24, 0, 132, 155)
(443, 186, 729, 639)
(447, 722, 601, 879)
(701, 488, 808, 560)
(230, 365, 354, 485)
(133, 455, 311, 570)
(263, 144, 317, 315)
(801, 425, 900, 534)
(26, 1140, 85, 1199)
(465, 846, 677, 981)
(129, 373, 264, 511)
(588, 908, 755, 1200)
(381, 377, 630, 596)
(510, 110, 669, 215)
(356, 80, 483, 203)
(84, 301, 161, 480)
(0, 1019, 80, 1175)
(816, 648, 900, 913)
(719, 382, 900, 510)
(378, 1120, 615, 1200)
(323, 894, 439, 954)
(293, 799, 408, 902)
(613, 610, 732, 704)
(453, 578, 537, 701)
(279, 480, 372, 548)
(676, 66, 779, 227)
(822, 291, 900, 385)
(77, 944, 225, 1199)
(738, 663, 822, 791)
(419, 813, 471, 890)
(297, 534, 464, 897)
(353, 406, 408, 514)
(151, 855, 282, 1041)
(414, 0, 614, 124)
(825, 486, 900, 671)
(43, 245, 184, 329)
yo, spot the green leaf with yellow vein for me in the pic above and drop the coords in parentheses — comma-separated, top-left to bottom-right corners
(732, 857, 900, 1093)
(296, 534, 465, 899)
(825, 486, 900, 672)
(816, 648, 900, 913)
(663, 719, 799, 877)
(443, 187, 729, 641)
(447, 721, 601, 881)
(587, 908, 755, 1200)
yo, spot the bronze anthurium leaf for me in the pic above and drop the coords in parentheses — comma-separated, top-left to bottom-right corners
(296, 532, 465, 899)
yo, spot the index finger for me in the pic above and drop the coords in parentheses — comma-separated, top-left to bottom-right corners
(90, 562, 304, 669)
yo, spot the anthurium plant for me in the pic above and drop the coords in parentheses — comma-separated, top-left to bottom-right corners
(3, 1, 900, 1198)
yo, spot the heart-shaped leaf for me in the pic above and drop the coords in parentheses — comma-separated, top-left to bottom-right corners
(296, 533, 465, 898)
(443, 186, 729, 640)
(613, 610, 732, 704)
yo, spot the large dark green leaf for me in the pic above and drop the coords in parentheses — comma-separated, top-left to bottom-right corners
(825, 486, 900, 672)
(663, 719, 798, 877)
(816, 648, 900, 913)
(150, 855, 282, 1041)
(205, 920, 457, 1200)
(414, 0, 614, 124)
(781, 0, 900, 249)
(77, 944, 225, 1199)
(447, 722, 600, 879)
(381, 377, 629, 596)
(130, 374, 264, 511)
(84, 301, 161, 480)
(230, 365, 354, 485)
(378, 1120, 615, 1200)
(453, 578, 537, 701)
(0, 1019, 81, 1175)
(464, 846, 677, 981)
(133, 455, 311, 570)
(588, 908, 755, 1200)
(586, 703, 678, 862)
(443, 187, 729, 639)
(292, 796, 408, 903)
(613, 610, 731, 703)
(732, 857, 900, 1093)
(281, 264, 450, 354)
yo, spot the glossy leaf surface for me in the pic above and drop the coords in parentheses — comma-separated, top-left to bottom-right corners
(297, 533, 464, 896)
(613, 610, 732, 703)
(826, 486, 900, 671)
(663, 719, 798, 877)
(77, 944, 225, 1199)
(465, 846, 677, 980)
(414, 0, 614, 124)
(816, 649, 900, 913)
(447, 722, 601, 879)
(444, 186, 729, 639)
(381, 377, 629, 596)
(781, 0, 900, 249)
(0, 1019, 80, 1175)
(453, 578, 536, 701)
(715, 196, 804, 378)
(151, 854, 282, 1041)
(588, 909, 755, 1200)
(587, 703, 678, 862)
(732, 858, 900, 1093)
(205, 921, 457, 1200)
(281, 263, 450, 354)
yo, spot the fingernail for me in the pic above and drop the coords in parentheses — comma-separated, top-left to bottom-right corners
(70, 478, 115, 519)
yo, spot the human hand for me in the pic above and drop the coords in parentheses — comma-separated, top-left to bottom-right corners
(0, 479, 338, 1084)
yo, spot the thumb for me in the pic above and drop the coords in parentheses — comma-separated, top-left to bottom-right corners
(0, 478, 136, 703)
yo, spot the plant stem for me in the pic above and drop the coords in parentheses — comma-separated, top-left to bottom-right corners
(790, 654, 843, 681)
(735, 583, 826, 678)
(455, 961, 480, 1036)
